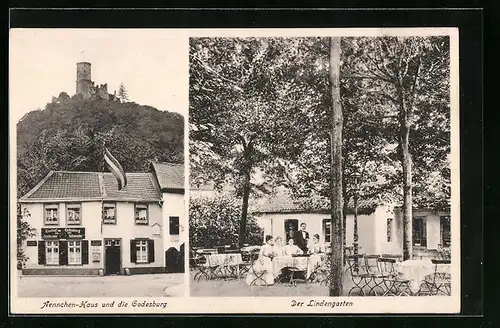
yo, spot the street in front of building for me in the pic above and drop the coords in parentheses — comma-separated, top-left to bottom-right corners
(17, 273, 184, 297)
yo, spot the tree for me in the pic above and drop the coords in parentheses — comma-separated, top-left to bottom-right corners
(118, 82, 129, 102)
(17, 205, 36, 269)
(328, 37, 344, 296)
(342, 36, 450, 260)
(189, 195, 263, 248)
(189, 38, 321, 248)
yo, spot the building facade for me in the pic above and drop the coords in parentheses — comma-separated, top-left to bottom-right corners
(253, 190, 451, 256)
(19, 163, 185, 276)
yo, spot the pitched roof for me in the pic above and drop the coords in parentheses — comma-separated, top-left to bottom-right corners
(150, 162, 184, 191)
(252, 188, 381, 214)
(102, 172, 161, 202)
(19, 171, 162, 203)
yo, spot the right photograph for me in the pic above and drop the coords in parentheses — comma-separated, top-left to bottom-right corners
(188, 35, 453, 297)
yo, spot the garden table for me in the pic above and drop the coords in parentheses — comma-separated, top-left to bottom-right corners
(272, 254, 324, 280)
(202, 253, 243, 280)
(395, 259, 450, 293)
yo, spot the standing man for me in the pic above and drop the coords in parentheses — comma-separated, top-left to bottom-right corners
(294, 222, 310, 253)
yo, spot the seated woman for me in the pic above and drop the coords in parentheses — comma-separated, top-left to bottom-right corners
(245, 235, 276, 286)
(273, 236, 286, 256)
(283, 238, 303, 256)
(308, 234, 325, 254)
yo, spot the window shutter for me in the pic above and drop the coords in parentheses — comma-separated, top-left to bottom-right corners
(130, 239, 137, 263)
(82, 240, 89, 264)
(147, 239, 155, 263)
(38, 241, 46, 265)
(59, 241, 68, 265)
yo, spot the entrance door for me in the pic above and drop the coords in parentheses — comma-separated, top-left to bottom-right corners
(104, 239, 121, 275)
(284, 219, 298, 242)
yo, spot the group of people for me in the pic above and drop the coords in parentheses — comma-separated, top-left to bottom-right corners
(245, 222, 326, 286)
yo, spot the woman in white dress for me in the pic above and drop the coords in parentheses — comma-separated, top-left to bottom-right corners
(245, 235, 276, 286)
(273, 236, 286, 256)
(283, 238, 303, 256)
(308, 234, 325, 254)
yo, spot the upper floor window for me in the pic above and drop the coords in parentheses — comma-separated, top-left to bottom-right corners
(66, 204, 81, 225)
(135, 204, 148, 225)
(169, 216, 180, 235)
(44, 204, 59, 225)
(102, 203, 116, 224)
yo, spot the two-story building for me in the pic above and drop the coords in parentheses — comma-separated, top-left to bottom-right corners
(19, 162, 185, 276)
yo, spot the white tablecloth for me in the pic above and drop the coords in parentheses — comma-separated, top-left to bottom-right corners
(272, 254, 325, 279)
(395, 259, 451, 292)
(202, 253, 243, 267)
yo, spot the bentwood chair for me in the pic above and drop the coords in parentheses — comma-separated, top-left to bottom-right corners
(288, 254, 310, 286)
(248, 251, 268, 286)
(419, 259, 451, 296)
(346, 254, 372, 296)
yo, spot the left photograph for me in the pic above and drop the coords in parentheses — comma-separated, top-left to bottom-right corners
(10, 30, 187, 298)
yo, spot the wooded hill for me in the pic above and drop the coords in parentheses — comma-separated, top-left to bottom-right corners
(17, 92, 184, 197)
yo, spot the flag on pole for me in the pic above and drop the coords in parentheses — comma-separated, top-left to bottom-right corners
(104, 147, 127, 190)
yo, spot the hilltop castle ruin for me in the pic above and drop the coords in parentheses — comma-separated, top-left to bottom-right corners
(75, 62, 120, 101)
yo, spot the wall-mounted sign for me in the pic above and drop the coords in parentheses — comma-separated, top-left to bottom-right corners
(41, 228, 64, 239)
(92, 252, 101, 263)
(91, 240, 102, 246)
(26, 240, 37, 247)
(103, 216, 116, 224)
(65, 228, 85, 239)
(41, 228, 85, 240)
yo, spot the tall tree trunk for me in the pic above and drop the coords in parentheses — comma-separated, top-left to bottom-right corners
(238, 139, 254, 249)
(342, 196, 348, 265)
(238, 169, 251, 249)
(329, 37, 344, 296)
(401, 122, 413, 260)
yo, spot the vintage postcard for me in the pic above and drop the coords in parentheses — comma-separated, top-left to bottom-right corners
(10, 27, 460, 314)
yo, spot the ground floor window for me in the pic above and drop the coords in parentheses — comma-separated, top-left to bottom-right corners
(136, 240, 148, 263)
(68, 241, 82, 265)
(440, 216, 451, 247)
(46, 241, 59, 265)
(131, 239, 155, 264)
(323, 219, 331, 243)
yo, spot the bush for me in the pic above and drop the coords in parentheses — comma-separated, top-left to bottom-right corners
(189, 195, 263, 248)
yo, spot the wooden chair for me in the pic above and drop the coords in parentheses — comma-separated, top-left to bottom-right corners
(419, 259, 451, 296)
(346, 254, 372, 296)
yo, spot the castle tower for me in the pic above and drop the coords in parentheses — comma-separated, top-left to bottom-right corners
(76, 62, 92, 100)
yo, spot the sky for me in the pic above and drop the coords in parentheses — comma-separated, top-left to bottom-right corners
(9, 29, 189, 123)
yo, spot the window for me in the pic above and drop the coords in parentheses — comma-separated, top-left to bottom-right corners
(169, 216, 180, 235)
(136, 240, 148, 263)
(440, 216, 451, 247)
(66, 204, 81, 225)
(135, 204, 148, 225)
(323, 219, 331, 243)
(102, 203, 116, 224)
(68, 241, 82, 265)
(387, 218, 393, 242)
(412, 217, 427, 247)
(46, 241, 59, 265)
(44, 204, 59, 225)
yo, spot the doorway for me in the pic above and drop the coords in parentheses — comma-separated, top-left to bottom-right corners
(104, 238, 121, 275)
(412, 217, 427, 247)
(284, 219, 298, 242)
